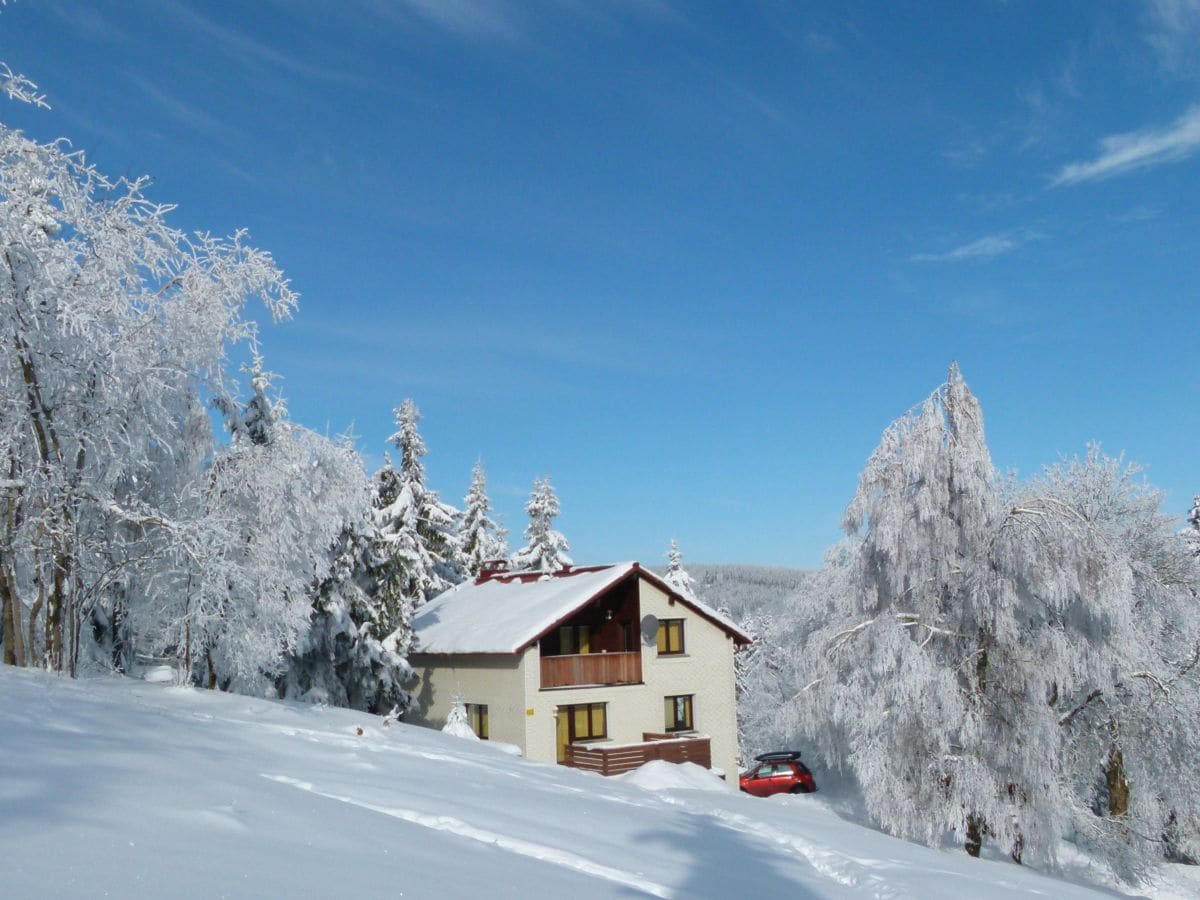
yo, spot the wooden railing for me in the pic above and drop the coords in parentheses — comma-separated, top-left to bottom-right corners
(564, 736, 712, 776)
(540, 651, 642, 689)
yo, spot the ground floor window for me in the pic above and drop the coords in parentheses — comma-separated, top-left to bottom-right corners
(664, 694, 694, 732)
(466, 703, 489, 740)
(563, 702, 607, 741)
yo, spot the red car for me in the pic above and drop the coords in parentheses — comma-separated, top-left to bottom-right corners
(739, 751, 817, 796)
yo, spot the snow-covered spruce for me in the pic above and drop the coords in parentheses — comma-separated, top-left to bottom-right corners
(278, 513, 416, 715)
(768, 364, 1200, 883)
(1184, 496, 1200, 557)
(458, 461, 508, 578)
(512, 477, 572, 573)
(663, 539, 698, 599)
(442, 696, 480, 740)
(372, 400, 461, 608)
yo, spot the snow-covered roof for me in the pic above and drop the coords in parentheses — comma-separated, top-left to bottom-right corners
(413, 562, 751, 655)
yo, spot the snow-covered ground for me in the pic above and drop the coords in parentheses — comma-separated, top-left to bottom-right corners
(2, 667, 1195, 899)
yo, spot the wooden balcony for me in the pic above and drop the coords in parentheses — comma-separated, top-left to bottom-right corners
(540, 651, 642, 689)
(564, 735, 712, 776)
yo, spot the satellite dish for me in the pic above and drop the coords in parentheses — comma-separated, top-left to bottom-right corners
(640, 614, 659, 646)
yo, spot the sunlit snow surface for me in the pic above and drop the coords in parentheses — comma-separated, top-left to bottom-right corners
(2, 667, 1196, 899)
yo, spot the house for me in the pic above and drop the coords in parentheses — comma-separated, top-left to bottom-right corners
(407, 561, 752, 784)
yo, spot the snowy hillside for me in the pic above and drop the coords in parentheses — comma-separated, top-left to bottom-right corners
(4, 668, 1194, 899)
(659, 563, 815, 619)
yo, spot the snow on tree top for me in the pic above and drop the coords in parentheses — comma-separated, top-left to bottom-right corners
(412, 562, 750, 655)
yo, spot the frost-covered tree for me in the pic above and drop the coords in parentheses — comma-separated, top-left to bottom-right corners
(512, 477, 572, 572)
(772, 365, 1200, 882)
(1185, 496, 1200, 557)
(0, 106, 297, 676)
(443, 696, 479, 740)
(372, 400, 460, 607)
(663, 539, 698, 598)
(458, 461, 507, 578)
(1026, 451, 1200, 874)
(279, 514, 415, 714)
(150, 374, 368, 691)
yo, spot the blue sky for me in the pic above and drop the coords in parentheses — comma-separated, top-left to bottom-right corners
(3, 1, 1197, 568)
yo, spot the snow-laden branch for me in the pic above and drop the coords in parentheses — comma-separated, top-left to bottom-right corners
(1, 62, 49, 108)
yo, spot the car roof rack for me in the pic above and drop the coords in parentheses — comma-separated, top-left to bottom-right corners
(754, 750, 802, 762)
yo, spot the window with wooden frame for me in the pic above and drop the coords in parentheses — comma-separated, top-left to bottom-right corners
(664, 694, 694, 732)
(465, 703, 489, 740)
(557, 624, 591, 655)
(562, 702, 607, 742)
(656, 618, 685, 655)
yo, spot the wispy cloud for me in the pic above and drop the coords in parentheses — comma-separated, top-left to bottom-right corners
(943, 139, 989, 170)
(379, 0, 526, 43)
(360, 0, 682, 46)
(1051, 105, 1200, 186)
(1144, 0, 1200, 73)
(157, 0, 367, 87)
(912, 230, 1041, 263)
(128, 74, 244, 143)
(45, 2, 131, 44)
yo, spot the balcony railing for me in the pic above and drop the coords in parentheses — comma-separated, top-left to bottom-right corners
(540, 651, 642, 689)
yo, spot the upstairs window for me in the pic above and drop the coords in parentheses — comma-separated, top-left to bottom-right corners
(557, 624, 591, 655)
(656, 618, 685, 655)
(664, 694, 694, 732)
(466, 703, 489, 740)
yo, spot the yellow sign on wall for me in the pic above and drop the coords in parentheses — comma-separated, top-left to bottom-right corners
(525, 708, 535, 716)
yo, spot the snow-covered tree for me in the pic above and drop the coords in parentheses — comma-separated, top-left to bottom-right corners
(372, 400, 460, 607)
(279, 514, 415, 714)
(770, 365, 1200, 882)
(443, 696, 480, 740)
(1185, 496, 1200, 557)
(663, 539, 698, 598)
(458, 461, 507, 578)
(0, 108, 297, 676)
(512, 477, 572, 572)
(155, 375, 368, 691)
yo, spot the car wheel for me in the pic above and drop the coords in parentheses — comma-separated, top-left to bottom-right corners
(790, 784, 811, 794)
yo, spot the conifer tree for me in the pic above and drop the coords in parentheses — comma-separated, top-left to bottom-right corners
(459, 461, 507, 578)
(663, 539, 698, 598)
(512, 478, 572, 572)
(280, 515, 416, 714)
(443, 696, 479, 740)
(372, 400, 460, 607)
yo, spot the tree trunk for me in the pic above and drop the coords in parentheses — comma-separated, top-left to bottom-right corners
(965, 814, 985, 857)
(1106, 743, 1129, 817)
(1, 570, 24, 666)
(44, 548, 68, 671)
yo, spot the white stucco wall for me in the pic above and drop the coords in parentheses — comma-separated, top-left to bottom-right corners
(407, 653, 528, 748)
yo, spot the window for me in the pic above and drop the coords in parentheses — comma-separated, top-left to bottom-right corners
(664, 694, 694, 732)
(557, 624, 591, 655)
(466, 703, 488, 740)
(562, 703, 607, 742)
(656, 618, 685, 655)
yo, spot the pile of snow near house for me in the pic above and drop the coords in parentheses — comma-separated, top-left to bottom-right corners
(3, 667, 1198, 899)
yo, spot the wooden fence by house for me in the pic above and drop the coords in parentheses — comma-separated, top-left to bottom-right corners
(563, 734, 712, 776)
